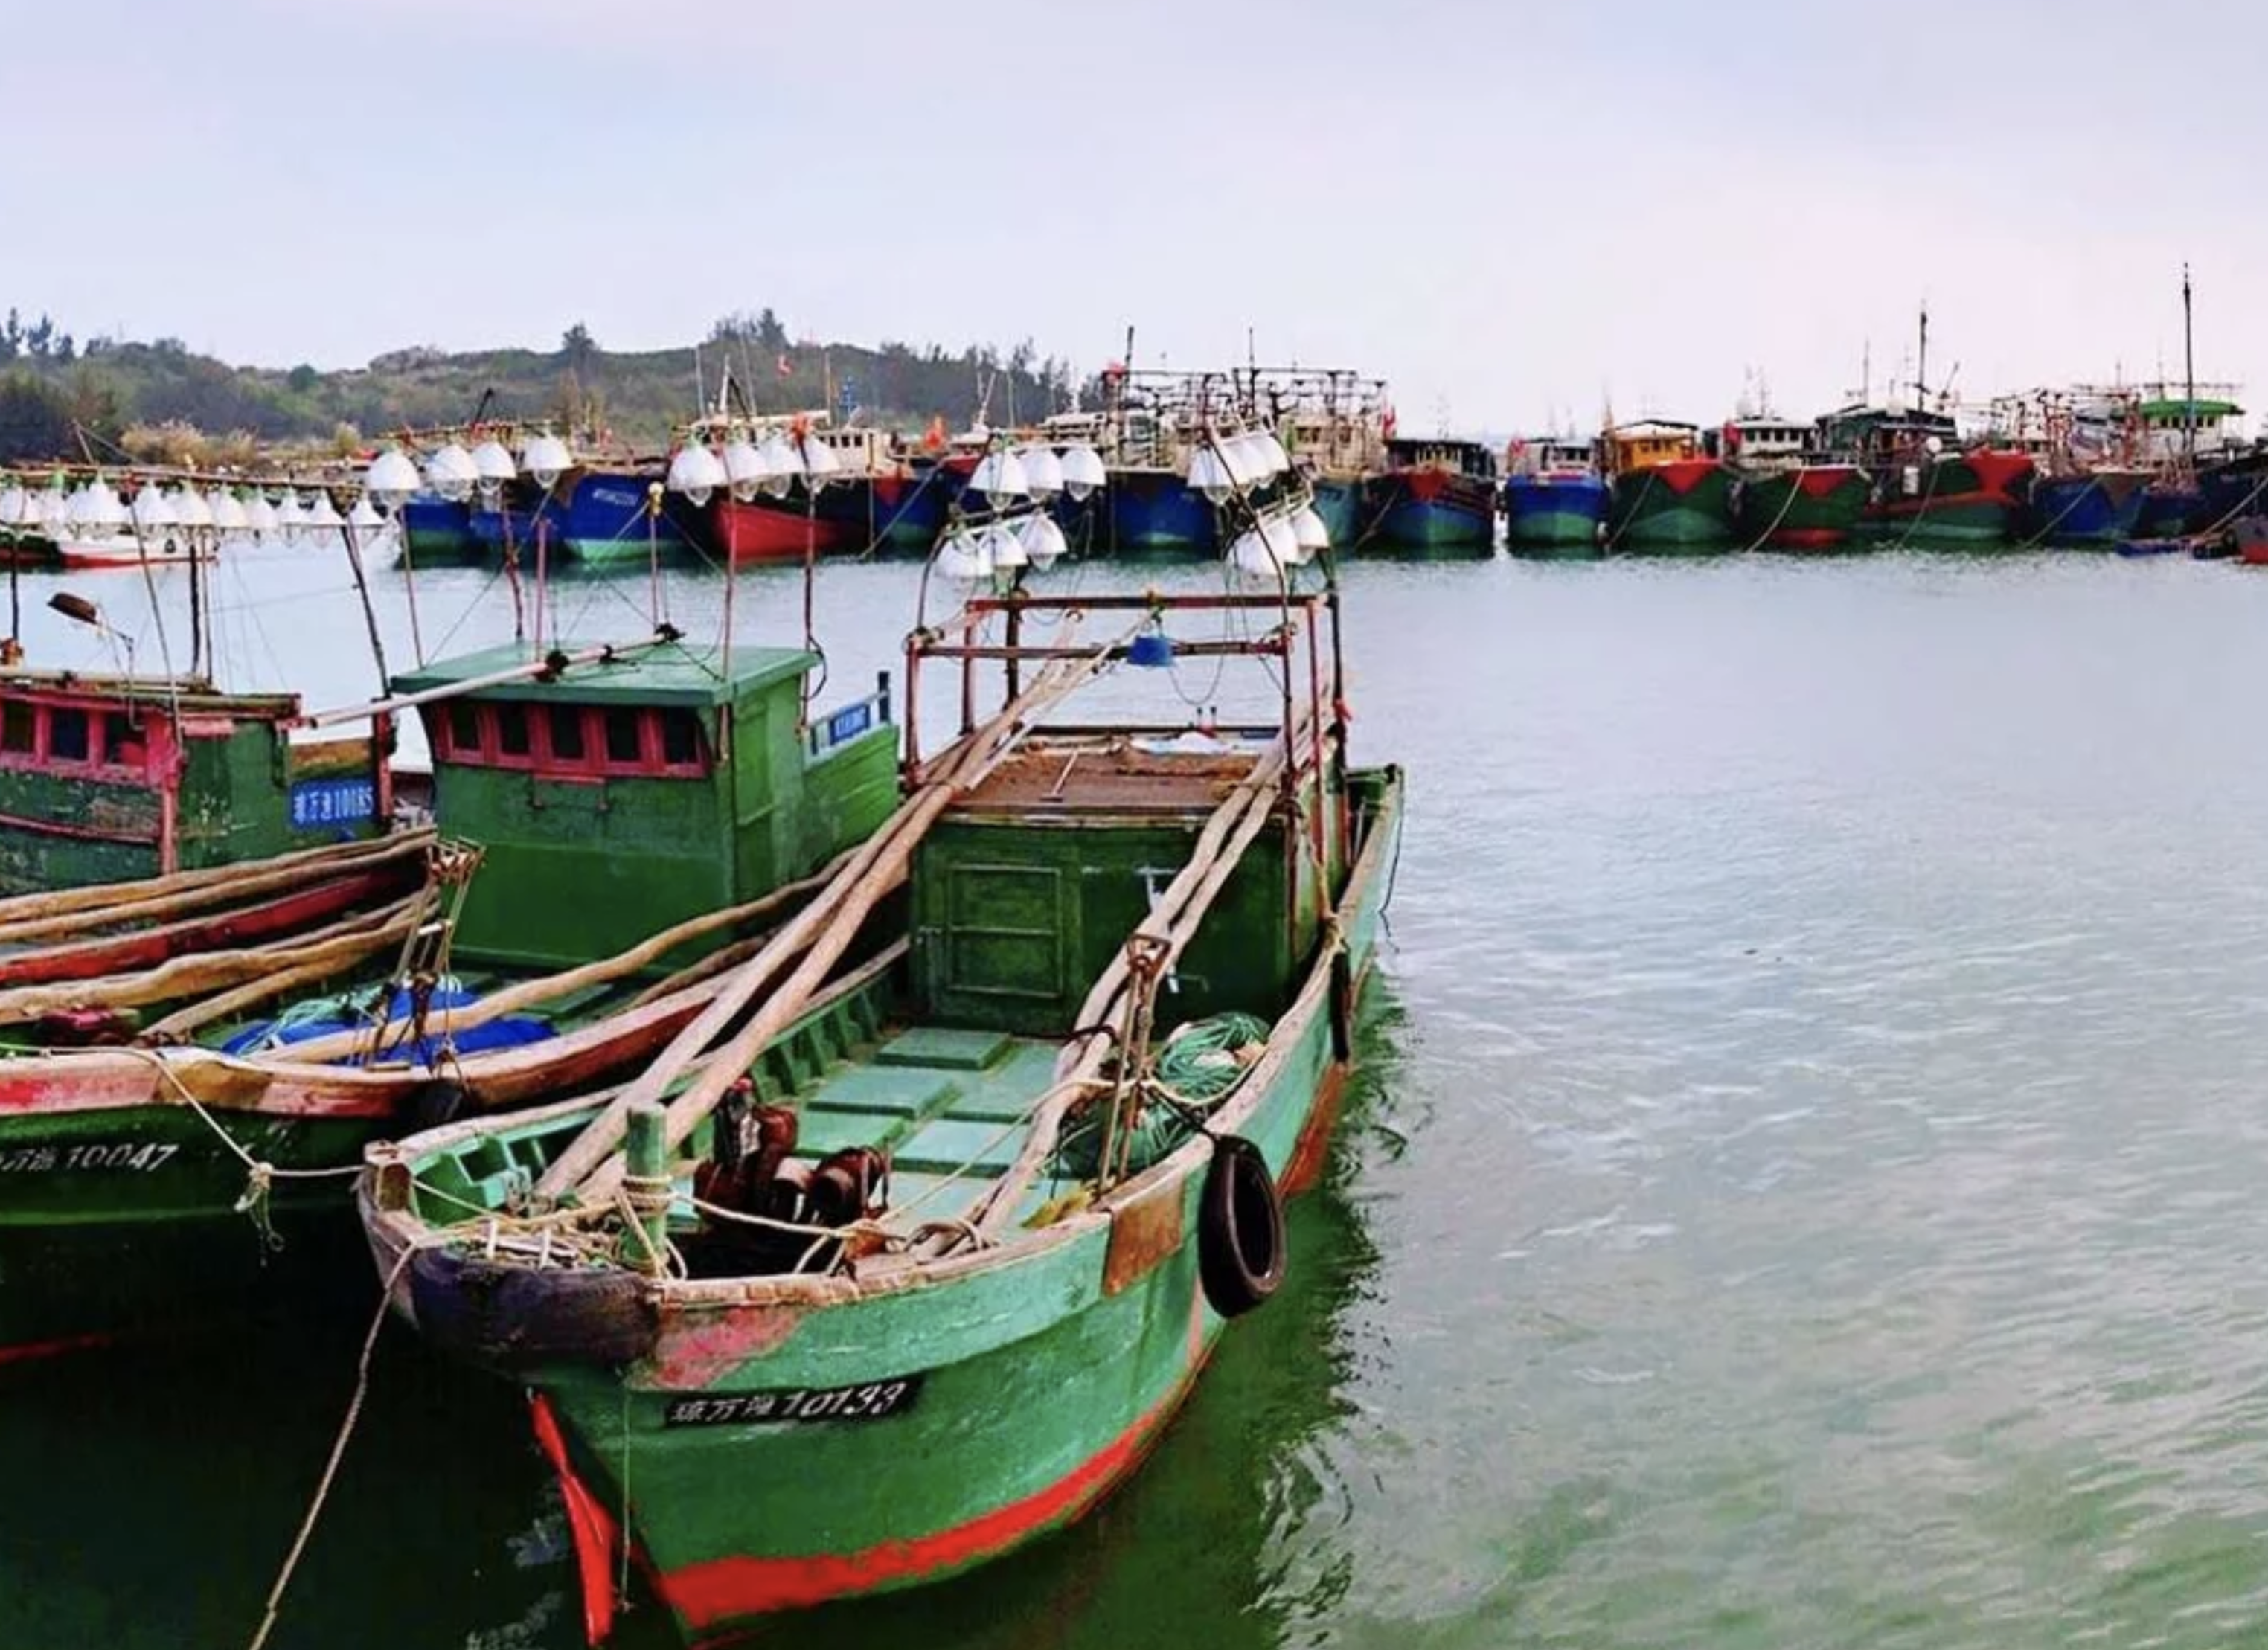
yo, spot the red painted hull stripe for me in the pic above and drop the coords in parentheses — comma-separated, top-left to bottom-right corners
(661, 1352, 1208, 1628)
(0, 1331, 117, 1365)
(530, 1392, 623, 1646)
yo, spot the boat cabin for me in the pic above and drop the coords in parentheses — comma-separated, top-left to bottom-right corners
(0, 672, 388, 894)
(1813, 404, 1961, 463)
(1703, 419, 1810, 466)
(1385, 438, 1499, 481)
(1601, 420, 1703, 473)
(2133, 392, 2247, 464)
(398, 639, 897, 970)
(1505, 438, 1597, 478)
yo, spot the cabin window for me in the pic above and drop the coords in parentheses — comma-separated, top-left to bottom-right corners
(0, 702, 33, 755)
(101, 712, 140, 767)
(546, 704, 586, 763)
(495, 703, 531, 761)
(49, 708, 89, 763)
(660, 709, 702, 768)
(446, 701, 483, 758)
(602, 707, 643, 767)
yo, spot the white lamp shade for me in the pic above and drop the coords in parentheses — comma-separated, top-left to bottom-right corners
(1256, 432, 1290, 477)
(1290, 504, 1330, 556)
(667, 443, 728, 508)
(1261, 515, 1302, 567)
(1224, 434, 1266, 487)
(933, 527, 993, 582)
(1058, 443, 1105, 503)
(426, 443, 478, 501)
(755, 433, 803, 500)
(210, 489, 249, 533)
(801, 437, 843, 490)
(522, 433, 573, 489)
(365, 448, 423, 509)
(1187, 445, 1233, 505)
(1017, 446, 1064, 499)
(349, 496, 385, 530)
(722, 440, 765, 503)
(306, 490, 344, 529)
(988, 520, 1029, 570)
(1228, 525, 1284, 579)
(245, 495, 280, 533)
(968, 450, 1030, 501)
(173, 487, 214, 530)
(0, 485, 23, 526)
(1016, 513, 1069, 569)
(131, 484, 178, 533)
(275, 493, 307, 529)
(472, 439, 518, 485)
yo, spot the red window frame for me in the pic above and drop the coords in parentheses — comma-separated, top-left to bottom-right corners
(427, 702, 710, 779)
(0, 699, 157, 783)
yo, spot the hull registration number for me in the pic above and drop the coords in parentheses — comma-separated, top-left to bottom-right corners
(663, 1376, 924, 1428)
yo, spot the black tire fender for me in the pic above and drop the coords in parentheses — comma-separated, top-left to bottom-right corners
(1197, 1134, 1286, 1318)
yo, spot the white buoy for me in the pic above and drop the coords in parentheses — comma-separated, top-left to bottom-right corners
(667, 443, 728, 509)
(1058, 443, 1106, 504)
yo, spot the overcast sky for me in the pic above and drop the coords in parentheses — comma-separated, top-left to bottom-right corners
(4, 0, 2255, 433)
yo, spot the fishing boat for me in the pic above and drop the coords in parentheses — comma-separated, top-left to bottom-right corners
(1363, 437, 1497, 552)
(1501, 437, 1607, 553)
(1708, 414, 1868, 551)
(1601, 421, 1734, 551)
(358, 541, 1403, 1639)
(1811, 405, 2034, 545)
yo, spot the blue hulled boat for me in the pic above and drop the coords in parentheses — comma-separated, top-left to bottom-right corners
(1502, 437, 1608, 554)
(1101, 466, 1215, 556)
(1362, 437, 1498, 554)
(2024, 469, 2150, 547)
(470, 469, 697, 566)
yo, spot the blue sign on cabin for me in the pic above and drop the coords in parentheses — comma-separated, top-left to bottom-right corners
(289, 776, 378, 830)
(824, 701, 873, 749)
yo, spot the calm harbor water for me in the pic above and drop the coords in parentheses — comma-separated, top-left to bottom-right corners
(9, 543, 2268, 1647)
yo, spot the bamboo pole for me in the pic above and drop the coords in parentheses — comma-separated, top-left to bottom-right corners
(138, 915, 432, 1042)
(0, 829, 432, 938)
(266, 847, 852, 1068)
(539, 617, 1133, 1204)
(0, 892, 430, 1024)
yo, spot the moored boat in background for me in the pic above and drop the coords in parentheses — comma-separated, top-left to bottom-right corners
(1363, 437, 1497, 553)
(1601, 420, 1734, 551)
(1502, 437, 1606, 554)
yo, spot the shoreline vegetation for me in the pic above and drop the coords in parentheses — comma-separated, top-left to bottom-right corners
(0, 306, 1086, 466)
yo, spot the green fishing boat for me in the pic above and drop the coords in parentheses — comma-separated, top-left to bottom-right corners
(1602, 421, 1736, 551)
(0, 633, 898, 1360)
(359, 583, 1405, 1641)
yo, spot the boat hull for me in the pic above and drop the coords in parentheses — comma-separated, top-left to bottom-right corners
(1309, 476, 1364, 551)
(397, 498, 486, 565)
(471, 473, 697, 565)
(709, 498, 862, 565)
(1502, 475, 1607, 551)
(1102, 469, 1214, 556)
(402, 768, 1406, 1639)
(1607, 460, 1735, 550)
(1735, 464, 1868, 550)
(2024, 471, 2149, 547)
(1365, 471, 1496, 553)
(1859, 450, 2034, 545)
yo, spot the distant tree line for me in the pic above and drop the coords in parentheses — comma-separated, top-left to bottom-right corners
(0, 304, 1098, 463)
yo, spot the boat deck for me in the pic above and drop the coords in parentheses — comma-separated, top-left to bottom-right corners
(955, 735, 1262, 817)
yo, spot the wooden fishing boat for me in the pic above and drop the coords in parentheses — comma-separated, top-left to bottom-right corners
(0, 634, 899, 1358)
(358, 584, 1404, 1642)
(1363, 437, 1498, 552)
(1601, 421, 1736, 551)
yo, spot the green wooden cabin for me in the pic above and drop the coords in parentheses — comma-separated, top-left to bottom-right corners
(397, 641, 898, 971)
(0, 672, 388, 894)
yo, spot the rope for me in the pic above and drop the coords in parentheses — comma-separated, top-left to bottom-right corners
(243, 1237, 423, 1650)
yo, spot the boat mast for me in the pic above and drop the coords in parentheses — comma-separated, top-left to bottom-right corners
(1915, 303, 1929, 411)
(2182, 263, 2197, 466)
